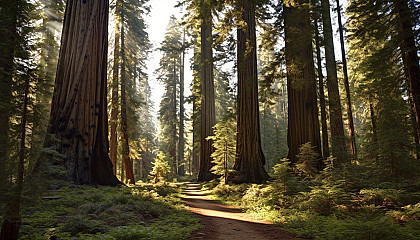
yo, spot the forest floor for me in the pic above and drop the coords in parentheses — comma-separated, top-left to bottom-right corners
(183, 183, 303, 240)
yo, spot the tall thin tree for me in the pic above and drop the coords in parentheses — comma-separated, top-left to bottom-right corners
(120, 2, 135, 184)
(336, 0, 357, 158)
(321, 0, 347, 164)
(110, 0, 121, 176)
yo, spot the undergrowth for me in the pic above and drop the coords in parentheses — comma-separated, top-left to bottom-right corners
(1, 180, 199, 239)
(208, 158, 420, 240)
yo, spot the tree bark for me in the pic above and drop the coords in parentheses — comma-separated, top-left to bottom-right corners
(120, 7, 135, 184)
(232, 0, 270, 183)
(110, 6, 120, 176)
(172, 56, 178, 176)
(284, 0, 323, 165)
(393, 0, 420, 147)
(336, 0, 357, 158)
(314, 13, 330, 160)
(179, 29, 186, 176)
(321, 0, 348, 165)
(198, 0, 216, 181)
(49, 0, 120, 186)
(0, 0, 18, 188)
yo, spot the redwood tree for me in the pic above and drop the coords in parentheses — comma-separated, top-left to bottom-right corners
(198, 0, 216, 181)
(393, 0, 420, 150)
(321, 0, 347, 164)
(49, 0, 120, 186)
(283, 0, 323, 165)
(232, 0, 270, 183)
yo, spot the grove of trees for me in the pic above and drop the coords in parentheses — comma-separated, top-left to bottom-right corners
(1, 0, 419, 238)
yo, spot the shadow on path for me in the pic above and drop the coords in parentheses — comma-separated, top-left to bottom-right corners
(182, 183, 303, 240)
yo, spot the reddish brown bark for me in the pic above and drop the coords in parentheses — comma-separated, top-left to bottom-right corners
(284, 0, 323, 165)
(232, 0, 269, 183)
(49, 0, 120, 186)
(198, 0, 216, 181)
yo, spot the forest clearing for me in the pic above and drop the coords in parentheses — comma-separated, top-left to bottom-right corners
(1, 0, 420, 239)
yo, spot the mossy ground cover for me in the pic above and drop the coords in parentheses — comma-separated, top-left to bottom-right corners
(0, 180, 200, 239)
(206, 180, 420, 240)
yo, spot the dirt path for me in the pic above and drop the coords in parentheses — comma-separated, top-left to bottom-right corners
(182, 183, 302, 240)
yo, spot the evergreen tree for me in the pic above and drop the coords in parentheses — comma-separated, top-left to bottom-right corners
(283, 0, 323, 167)
(335, 0, 357, 158)
(232, 0, 270, 183)
(347, 0, 418, 179)
(320, 0, 348, 164)
(197, 0, 216, 181)
(48, 0, 120, 185)
(157, 15, 182, 176)
(208, 112, 236, 183)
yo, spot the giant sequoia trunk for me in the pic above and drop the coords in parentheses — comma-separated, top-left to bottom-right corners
(197, 0, 216, 181)
(0, 0, 18, 188)
(284, 0, 323, 165)
(120, 13, 135, 184)
(49, 0, 120, 186)
(321, 0, 347, 165)
(336, 0, 357, 158)
(110, 13, 120, 176)
(393, 0, 420, 147)
(232, 0, 270, 183)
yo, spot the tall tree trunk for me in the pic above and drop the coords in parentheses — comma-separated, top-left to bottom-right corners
(314, 12, 330, 160)
(0, 0, 18, 189)
(198, 0, 216, 181)
(232, 0, 270, 183)
(48, 0, 120, 186)
(0, 72, 29, 240)
(178, 29, 185, 176)
(110, 9, 120, 176)
(284, 0, 323, 165)
(336, 0, 357, 158)
(192, 45, 201, 177)
(120, 8, 135, 184)
(321, 0, 347, 165)
(172, 56, 178, 176)
(369, 102, 378, 162)
(393, 0, 420, 146)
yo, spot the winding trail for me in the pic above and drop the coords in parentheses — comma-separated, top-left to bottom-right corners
(182, 183, 302, 240)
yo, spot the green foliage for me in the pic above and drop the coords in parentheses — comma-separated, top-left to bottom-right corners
(208, 112, 236, 183)
(149, 151, 172, 183)
(16, 181, 199, 239)
(295, 142, 319, 178)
